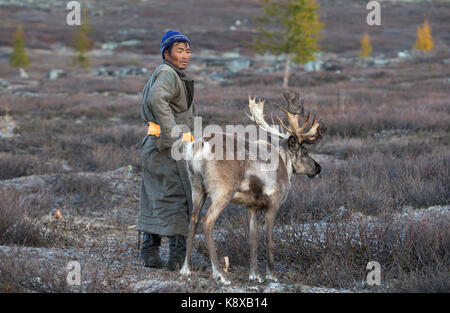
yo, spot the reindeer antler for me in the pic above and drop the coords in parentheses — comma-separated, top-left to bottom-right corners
(282, 91, 304, 115)
(245, 96, 289, 139)
(275, 92, 326, 144)
(247, 93, 326, 145)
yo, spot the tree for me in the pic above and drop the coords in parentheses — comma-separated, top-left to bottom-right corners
(359, 33, 372, 58)
(252, 0, 323, 88)
(72, 8, 93, 67)
(9, 25, 30, 68)
(414, 19, 434, 52)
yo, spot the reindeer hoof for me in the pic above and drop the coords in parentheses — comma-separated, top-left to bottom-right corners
(249, 273, 264, 283)
(266, 273, 279, 282)
(213, 271, 231, 285)
(180, 264, 191, 277)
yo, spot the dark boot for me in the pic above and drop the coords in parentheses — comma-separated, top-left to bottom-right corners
(140, 232, 164, 268)
(166, 235, 186, 271)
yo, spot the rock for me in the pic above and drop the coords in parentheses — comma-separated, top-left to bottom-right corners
(226, 59, 250, 72)
(336, 206, 350, 219)
(0, 78, 10, 91)
(256, 67, 275, 73)
(203, 57, 250, 73)
(93, 66, 148, 77)
(19, 68, 29, 79)
(61, 161, 72, 172)
(119, 40, 141, 46)
(204, 58, 227, 67)
(12, 91, 38, 97)
(100, 40, 141, 51)
(101, 42, 119, 51)
(47, 69, 65, 80)
(92, 9, 103, 17)
(398, 50, 411, 59)
(208, 72, 230, 84)
(304, 60, 324, 72)
(357, 58, 375, 68)
(264, 282, 285, 292)
(373, 58, 390, 66)
(426, 205, 450, 215)
(372, 129, 410, 138)
(118, 66, 148, 77)
(323, 63, 342, 72)
(186, 63, 204, 72)
(260, 53, 285, 63)
(320, 206, 350, 223)
(126, 165, 134, 178)
(116, 28, 147, 36)
(0, 117, 19, 138)
(222, 52, 240, 59)
(93, 67, 115, 77)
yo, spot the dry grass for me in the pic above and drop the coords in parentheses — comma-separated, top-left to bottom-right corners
(0, 242, 136, 293)
(212, 208, 449, 292)
(0, 188, 60, 247)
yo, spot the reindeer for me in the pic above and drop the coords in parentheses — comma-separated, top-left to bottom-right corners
(180, 92, 326, 285)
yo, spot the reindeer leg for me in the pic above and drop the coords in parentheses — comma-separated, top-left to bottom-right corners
(203, 192, 233, 285)
(180, 182, 206, 277)
(265, 206, 279, 282)
(247, 207, 263, 283)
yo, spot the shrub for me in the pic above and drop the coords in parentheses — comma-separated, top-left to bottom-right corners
(359, 33, 372, 58)
(0, 188, 57, 247)
(414, 19, 434, 52)
(9, 25, 30, 68)
(71, 8, 93, 67)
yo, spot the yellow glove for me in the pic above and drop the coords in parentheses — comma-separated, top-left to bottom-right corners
(182, 132, 194, 142)
(147, 121, 161, 137)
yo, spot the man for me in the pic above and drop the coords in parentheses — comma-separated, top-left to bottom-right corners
(138, 30, 197, 270)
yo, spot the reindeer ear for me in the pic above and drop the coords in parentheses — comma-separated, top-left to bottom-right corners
(287, 135, 298, 152)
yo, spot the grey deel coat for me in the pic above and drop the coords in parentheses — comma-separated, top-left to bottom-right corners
(138, 60, 199, 237)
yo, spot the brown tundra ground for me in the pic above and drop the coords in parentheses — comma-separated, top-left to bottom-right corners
(0, 0, 449, 292)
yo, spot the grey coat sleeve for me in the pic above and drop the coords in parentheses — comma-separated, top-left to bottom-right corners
(147, 70, 181, 151)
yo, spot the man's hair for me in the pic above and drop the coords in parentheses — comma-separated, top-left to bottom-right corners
(164, 41, 190, 59)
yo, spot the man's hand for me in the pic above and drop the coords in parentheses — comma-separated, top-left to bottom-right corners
(182, 132, 194, 142)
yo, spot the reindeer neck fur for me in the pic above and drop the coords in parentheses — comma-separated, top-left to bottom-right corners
(277, 138, 294, 181)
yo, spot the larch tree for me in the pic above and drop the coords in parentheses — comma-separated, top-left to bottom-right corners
(72, 8, 93, 67)
(9, 25, 30, 68)
(252, 0, 323, 88)
(414, 19, 434, 52)
(359, 33, 372, 58)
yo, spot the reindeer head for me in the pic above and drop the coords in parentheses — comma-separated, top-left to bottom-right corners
(246, 92, 326, 178)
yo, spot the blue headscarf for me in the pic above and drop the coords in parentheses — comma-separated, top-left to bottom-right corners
(160, 30, 191, 59)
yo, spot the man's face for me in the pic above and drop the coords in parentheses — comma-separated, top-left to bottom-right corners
(164, 42, 191, 70)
